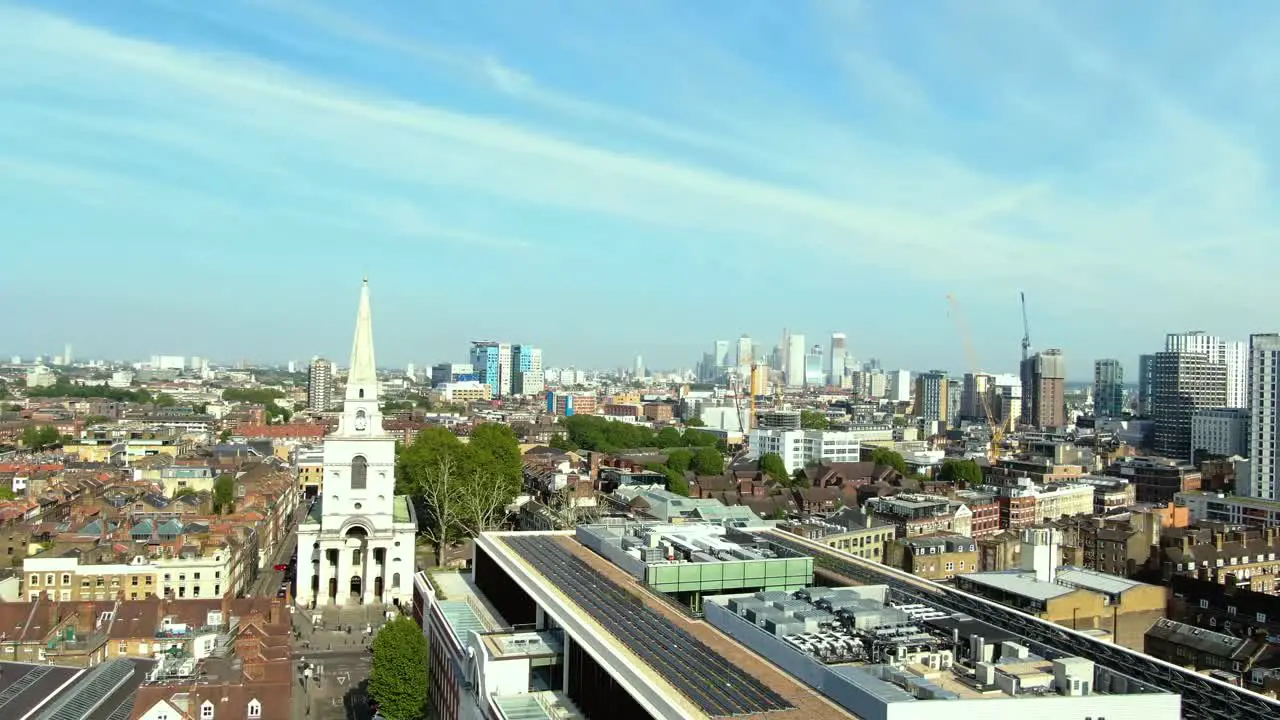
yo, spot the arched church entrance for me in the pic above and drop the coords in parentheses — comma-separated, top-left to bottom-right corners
(350, 575, 363, 602)
(373, 576, 384, 601)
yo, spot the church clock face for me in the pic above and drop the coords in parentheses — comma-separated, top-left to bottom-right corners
(354, 411, 368, 431)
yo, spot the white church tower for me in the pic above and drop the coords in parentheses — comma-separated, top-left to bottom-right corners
(296, 279, 417, 608)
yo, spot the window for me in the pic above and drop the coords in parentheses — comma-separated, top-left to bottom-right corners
(61, 574, 70, 586)
(351, 455, 368, 490)
(200, 700, 215, 719)
(247, 700, 262, 718)
(29, 574, 38, 586)
(45, 574, 54, 586)
(132, 577, 138, 586)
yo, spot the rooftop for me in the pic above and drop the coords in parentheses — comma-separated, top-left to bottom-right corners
(486, 531, 853, 720)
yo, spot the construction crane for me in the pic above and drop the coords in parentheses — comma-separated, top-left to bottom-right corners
(946, 294, 1003, 464)
(1020, 291, 1032, 362)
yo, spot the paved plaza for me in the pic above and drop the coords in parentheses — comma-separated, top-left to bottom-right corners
(290, 602, 401, 719)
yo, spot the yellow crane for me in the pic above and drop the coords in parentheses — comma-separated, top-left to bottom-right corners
(946, 294, 1003, 464)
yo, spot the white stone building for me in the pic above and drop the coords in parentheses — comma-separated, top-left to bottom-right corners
(1190, 407, 1250, 458)
(295, 279, 418, 608)
(747, 428, 861, 474)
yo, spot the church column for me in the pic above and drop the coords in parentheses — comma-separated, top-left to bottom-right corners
(337, 543, 353, 605)
(316, 543, 332, 607)
(362, 542, 377, 605)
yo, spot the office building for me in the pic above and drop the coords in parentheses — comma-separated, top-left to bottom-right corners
(63, 343, 72, 366)
(961, 372, 994, 422)
(296, 280, 417, 608)
(946, 380, 963, 428)
(512, 344, 545, 396)
(1165, 331, 1247, 409)
(1150, 351, 1227, 461)
(405, 362, 417, 381)
(786, 333, 807, 387)
(913, 371, 948, 424)
(431, 362, 476, 387)
(736, 335, 753, 375)
(1093, 359, 1125, 418)
(1190, 408, 1250, 459)
(471, 341, 513, 398)
(887, 369, 911, 403)
(713, 339, 731, 370)
(1137, 354, 1156, 416)
(307, 357, 334, 411)
(804, 344, 824, 387)
(25, 364, 56, 388)
(1020, 349, 1066, 429)
(829, 333, 847, 387)
(1248, 333, 1280, 500)
(635, 354, 645, 378)
(748, 428, 861, 474)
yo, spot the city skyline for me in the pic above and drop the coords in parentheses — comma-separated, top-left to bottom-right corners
(3, 1, 1278, 371)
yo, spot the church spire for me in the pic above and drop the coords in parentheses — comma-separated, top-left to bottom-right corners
(346, 278, 378, 401)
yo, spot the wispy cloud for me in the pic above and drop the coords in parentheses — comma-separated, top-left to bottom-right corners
(1, 0, 1277, 367)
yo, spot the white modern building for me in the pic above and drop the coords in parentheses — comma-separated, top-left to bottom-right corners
(887, 369, 911, 403)
(785, 333, 807, 387)
(296, 280, 417, 608)
(747, 428, 861, 474)
(25, 365, 56, 388)
(1165, 331, 1247, 409)
(1190, 408, 1250, 459)
(829, 332, 847, 387)
(1247, 333, 1280, 500)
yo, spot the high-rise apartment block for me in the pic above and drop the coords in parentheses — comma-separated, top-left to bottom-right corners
(735, 335, 753, 374)
(913, 371, 948, 424)
(1020, 349, 1066, 429)
(1247, 333, 1280, 499)
(887, 369, 911, 403)
(1151, 350, 1227, 462)
(511, 344, 545, 396)
(470, 341, 512, 398)
(307, 357, 334, 411)
(961, 372, 994, 422)
(713, 339, 730, 369)
(1093, 359, 1125, 418)
(804, 344, 824, 386)
(1165, 331, 1247, 409)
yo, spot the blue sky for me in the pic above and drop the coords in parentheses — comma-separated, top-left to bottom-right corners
(1, 0, 1276, 377)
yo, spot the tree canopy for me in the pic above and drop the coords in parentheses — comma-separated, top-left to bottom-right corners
(21, 425, 62, 451)
(212, 475, 236, 514)
(397, 426, 524, 564)
(684, 417, 706, 427)
(758, 452, 789, 484)
(691, 447, 725, 476)
(220, 387, 285, 404)
(554, 415, 721, 454)
(938, 459, 984, 488)
(369, 616, 429, 720)
(26, 378, 152, 403)
(869, 447, 909, 476)
(799, 410, 830, 430)
(0, 487, 16, 501)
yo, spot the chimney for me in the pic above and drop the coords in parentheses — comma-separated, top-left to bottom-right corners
(268, 599, 281, 625)
(1214, 532, 1224, 551)
(77, 601, 96, 633)
(220, 593, 232, 624)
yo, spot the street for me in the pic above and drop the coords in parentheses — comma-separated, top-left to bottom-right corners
(249, 497, 310, 598)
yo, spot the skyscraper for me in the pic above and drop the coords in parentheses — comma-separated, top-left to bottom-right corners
(63, 343, 72, 366)
(1165, 331, 1247, 409)
(713, 340, 731, 370)
(1093, 359, 1125, 418)
(1137, 354, 1156, 416)
(785, 334, 807, 387)
(804, 344, 824, 386)
(735, 335, 753, 370)
(634, 354, 644, 378)
(307, 357, 334, 411)
(1151, 350, 1227, 461)
(913, 371, 948, 424)
(470, 341, 513, 397)
(1247, 334, 1280, 499)
(1020, 349, 1067, 429)
(512, 345, 544, 395)
(961, 372, 994, 422)
(828, 333, 847, 387)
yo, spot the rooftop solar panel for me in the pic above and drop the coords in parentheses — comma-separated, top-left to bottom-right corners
(502, 535, 794, 718)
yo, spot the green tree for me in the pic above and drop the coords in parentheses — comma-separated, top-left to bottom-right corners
(684, 417, 706, 428)
(21, 425, 61, 450)
(467, 423, 523, 488)
(758, 453, 789, 483)
(217, 429, 232, 443)
(382, 399, 414, 413)
(664, 467, 690, 497)
(220, 387, 285, 404)
(654, 427, 684, 448)
(82, 415, 109, 427)
(869, 447, 909, 476)
(548, 433, 576, 452)
(398, 430, 471, 565)
(212, 475, 236, 514)
(665, 449, 694, 474)
(0, 380, 8, 399)
(792, 468, 809, 485)
(799, 410, 830, 430)
(681, 430, 718, 448)
(369, 616, 429, 720)
(691, 447, 724, 476)
(172, 486, 199, 499)
(0, 487, 16, 500)
(938, 459, 984, 488)
(154, 393, 177, 408)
